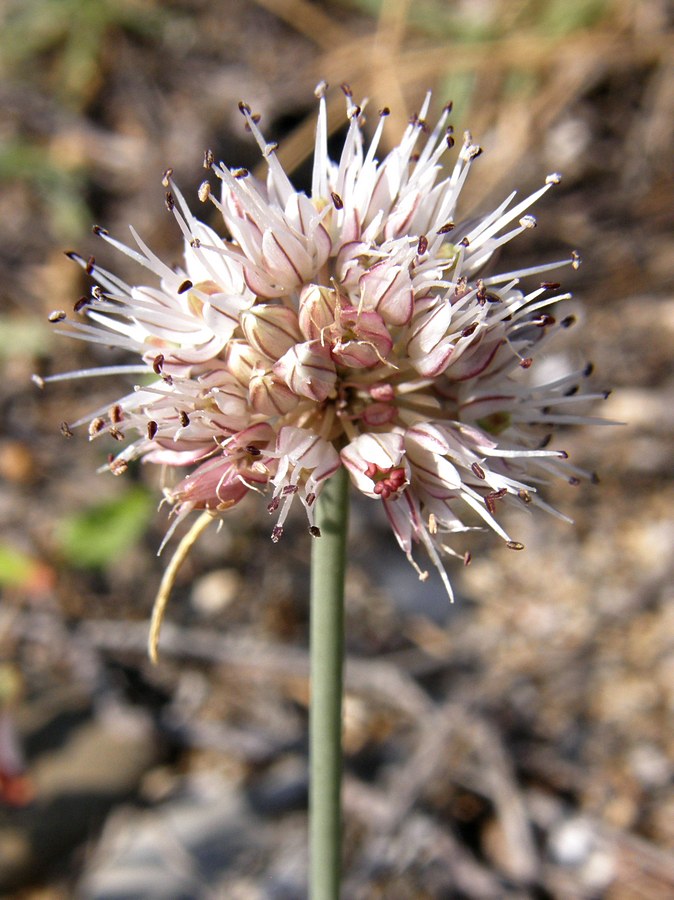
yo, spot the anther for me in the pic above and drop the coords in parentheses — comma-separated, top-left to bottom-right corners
(282, 484, 298, 496)
(463, 551, 471, 566)
(88, 417, 105, 437)
(232, 167, 249, 178)
(520, 215, 537, 229)
(245, 445, 261, 456)
(591, 472, 600, 485)
(86, 256, 95, 274)
(309, 525, 321, 537)
(379, 107, 390, 116)
(331, 192, 344, 210)
(238, 101, 252, 115)
(518, 490, 532, 504)
(110, 458, 128, 476)
(110, 404, 123, 424)
(91, 286, 103, 300)
(541, 281, 561, 289)
(161, 168, 173, 187)
(520, 357, 533, 368)
(314, 80, 328, 99)
(203, 149, 215, 169)
(190, 237, 201, 248)
(165, 192, 175, 211)
(561, 315, 576, 328)
(471, 462, 486, 480)
(267, 497, 280, 514)
(271, 525, 283, 543)
(459, 237, 470, 247)
(545, 172, 562, 185)
(109, 428, 125, 442)
(74, 296, 89, 313)
(198, 182, 211, 202)
(152, 354, 164, 375)
(444, 101, 454, 114)
(306, 493, 316, 506)
(485, 488, 507, 515)
(263, 142, 279, 157)
(417, 235, 428, 255)
(568, 476, 581, 486)
(340, 83, 352, 97)
(147, 421, 158, 440)
(177, 279, 193, 294)
(436, 222, 455, 234)
(92, 224, 109, 236)
(571, 250, 581, 269)
(565, 385, 579, 396)
(583, 362, 594, 377)
(446, 134, 455, 149)
(48, 310, 66, 323)
(506, 541, 525, 551)
(60, 421, 73, 438)
(178, 411, 190, 427)
(461, 323, 478, 337)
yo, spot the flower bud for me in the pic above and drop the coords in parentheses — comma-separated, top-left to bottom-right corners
(298, 284, 337, 341)
(241, 304, 302, 361)
(249, 372, 300, 415)
(358, 260, 414, 325)
(274, 340, 337, 402)
(224, 339, 266, 385)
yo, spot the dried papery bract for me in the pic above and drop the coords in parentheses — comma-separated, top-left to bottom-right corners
(42, 85, 609, 651)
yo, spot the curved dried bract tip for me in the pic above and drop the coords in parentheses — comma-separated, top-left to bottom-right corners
(148, 511, 215, 663)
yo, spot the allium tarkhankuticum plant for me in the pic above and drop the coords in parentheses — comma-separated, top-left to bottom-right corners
(44, 83, 604, 599)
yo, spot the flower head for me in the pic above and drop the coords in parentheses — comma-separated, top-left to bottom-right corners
(43, 82, 607, 597)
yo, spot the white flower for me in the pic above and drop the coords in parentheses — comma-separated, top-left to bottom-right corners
(42, 82, 607, 596)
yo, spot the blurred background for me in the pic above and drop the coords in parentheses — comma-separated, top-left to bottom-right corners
(0, 0, 672, 896)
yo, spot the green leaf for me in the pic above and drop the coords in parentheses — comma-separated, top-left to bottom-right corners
(57, 486, 155, 569)
(0, 544, 40, 588)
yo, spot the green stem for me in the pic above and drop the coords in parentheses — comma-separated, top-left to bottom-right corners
(310, 466, 349, 900)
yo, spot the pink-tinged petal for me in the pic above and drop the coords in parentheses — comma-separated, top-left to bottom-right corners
(243, 263, 283, 300)
(405, 422, 450, 456)
(284, 193, 332, 266)
(261, 228, 313, 287)
(383, 490, 421, 555)
(411, 339, 455, 377)
(335, 205, 361, 246)
(273, 340, 337, 402)
(407, 296, 452, 357)
(335, 240, 369, 287)
(358, 261, 414, 326)
(169, 457, 250, 509)
(383, 189, 421, 240)
(444, 335, 503, 381)
(361, 402, 397, 427)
